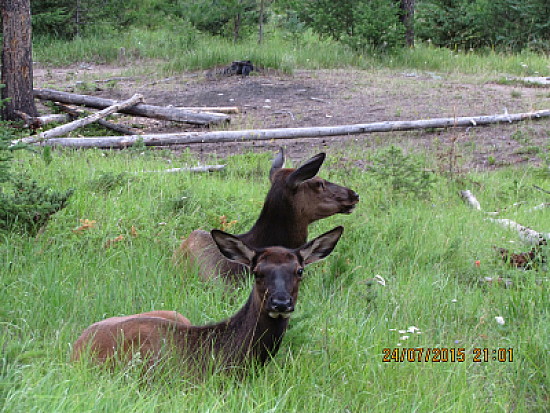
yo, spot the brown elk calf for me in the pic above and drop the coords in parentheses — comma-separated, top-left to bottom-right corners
(174, 150, 358, 281)
(72, 226, 344, 371)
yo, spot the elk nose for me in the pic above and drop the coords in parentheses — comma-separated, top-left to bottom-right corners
(270, 294, 293, 313)
(350, 190, 360, 202)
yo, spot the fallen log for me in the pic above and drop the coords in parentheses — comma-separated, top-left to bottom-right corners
(176, 106, 240, 114)
(23, 109, 550, 148)
(33, 88, 230, 126)
(487, 218, 549, 245)
(53, 102, 135, 135)
(460, 189, 549, 245)
(139, 165, 226, 173)
(25, 94, 144, 143)
(14, 110, 71, 128)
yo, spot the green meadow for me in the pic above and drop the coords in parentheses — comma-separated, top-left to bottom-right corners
(1, 144, 548, 412)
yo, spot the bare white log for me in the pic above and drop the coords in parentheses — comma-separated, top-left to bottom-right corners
(460, 189, 549, 244)
(22, 109, 550, 148)
(23, 94, 144, 143)
(33, 88, 230, 125)
(460, 190, 481, 210)
(139, 165, 226, 173)
(488, 218, 549, 245)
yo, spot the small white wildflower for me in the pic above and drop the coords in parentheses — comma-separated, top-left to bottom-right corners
(400, 335, 410, 340)
(398, 330, 407, 334)
(374, 275, 386, 286)
(451, 299, 458, 303)
(495, 316, 505, 325)
(397, 342, 402, 346)
(407, 326, 420, 333)
(388, 328, 397, 331)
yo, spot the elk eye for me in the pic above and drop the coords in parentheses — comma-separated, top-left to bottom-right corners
(296, 268, 304, 277)
(317, 181, 325, 190)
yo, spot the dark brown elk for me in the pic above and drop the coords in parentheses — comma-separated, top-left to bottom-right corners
(174, 150, 358, 281)
(72, 226, 343, 371)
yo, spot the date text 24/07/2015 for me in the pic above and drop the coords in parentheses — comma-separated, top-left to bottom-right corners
(382, 348, 514, 363)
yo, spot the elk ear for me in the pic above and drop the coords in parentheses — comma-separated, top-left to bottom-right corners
(269, 148, 285, 182)
(299, 226, 343, 265)
(211, 230, 256, 266)
(286, 153, 326, 189)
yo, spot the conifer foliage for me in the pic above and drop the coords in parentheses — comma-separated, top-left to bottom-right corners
(0, 132, 73, 236)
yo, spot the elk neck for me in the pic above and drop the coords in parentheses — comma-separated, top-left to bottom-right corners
(177, 290, 290, 367)
(239, 183, 309, 249)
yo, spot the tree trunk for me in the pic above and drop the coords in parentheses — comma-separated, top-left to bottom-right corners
(1, 0, 39, 120)
(233, 0, 243, 42)
(258, 0, 265, 44)
(398, 0, 415, 47)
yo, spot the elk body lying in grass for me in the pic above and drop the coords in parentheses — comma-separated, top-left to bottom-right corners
(174, 150, 358, 282)
(72, 226, 343, 371)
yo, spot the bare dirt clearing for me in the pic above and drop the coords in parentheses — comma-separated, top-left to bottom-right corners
(34, 64, 549, 170)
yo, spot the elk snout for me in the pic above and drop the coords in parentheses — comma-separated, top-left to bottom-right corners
(340, 190, 360, 213)
(268, 293, 294, 318)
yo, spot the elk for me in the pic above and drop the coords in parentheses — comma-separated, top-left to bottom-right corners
(72, 226, 344, 371)
(174, 150, 358, 281)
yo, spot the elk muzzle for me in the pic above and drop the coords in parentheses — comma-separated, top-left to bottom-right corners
(267, 293, 294, 318)
(340, 190, 360, 214)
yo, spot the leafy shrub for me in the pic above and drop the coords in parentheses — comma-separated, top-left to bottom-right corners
(341, 0, 404, 51)
(278, 0, 404, 51)
(416, 0, 550, 51)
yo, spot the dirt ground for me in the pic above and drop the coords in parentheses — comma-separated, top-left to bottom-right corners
(34, 63, 549, 170)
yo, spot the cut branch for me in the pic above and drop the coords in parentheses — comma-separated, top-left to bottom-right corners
(25, 94, 144, 143)
(34, 88, 230, 125)
(53, 102, 135, 135)
(24, 108, 550, 148)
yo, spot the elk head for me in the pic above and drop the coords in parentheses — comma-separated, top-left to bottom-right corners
(212, 226, 344, 319)
(268, 151, 359, 223)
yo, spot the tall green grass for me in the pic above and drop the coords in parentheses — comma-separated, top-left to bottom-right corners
(33, 28, 550, 76)
(1, 146, 548, 412)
